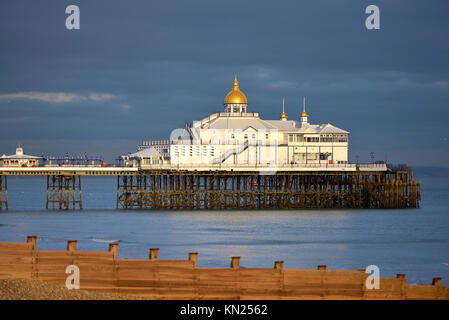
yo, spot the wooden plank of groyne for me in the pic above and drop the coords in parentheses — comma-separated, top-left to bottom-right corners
(406, 285, 439, 300)
(237, 268, 284, 299)
(117, 259, 197, 298)
(0, 243, 33, 250)
(405, 285, 441, 300)
(36, 250, 74, 257)
(157, 287, 198, 300)
(363, 278, 404, 299)
(117, 259, 194, 277)
(237, 269, 283, 289)
(75, 251, 114, 257)
(281, 269, 364, 298)
(76, 253, 115, 268)
(0, 254, 33, 264)
(320, 270, 365, 298)
(197, 268, 240, 299)
(0, 243, 34, 279)
(116, 286, 158, 297)
(36, 251, 74, 283)
(77, 261, 115, 272)
(0, 264, 34, 279)
(35, 250, 117, 289)
(36, 251, 74, 266)
(79, 279, 117, 289)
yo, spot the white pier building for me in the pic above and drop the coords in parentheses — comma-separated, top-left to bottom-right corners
(137, 76, 353, 169)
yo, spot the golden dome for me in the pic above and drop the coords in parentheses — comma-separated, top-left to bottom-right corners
(301, 111, 308, 117)
(280, 112, 288, 119)
(224, 75, 248, 104)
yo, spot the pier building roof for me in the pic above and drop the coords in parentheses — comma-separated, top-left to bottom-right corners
(128, 147, 161, 159)
(1, 146, 42, 160)
(194, 77, 350, 134)
(198, 114, 348, 134)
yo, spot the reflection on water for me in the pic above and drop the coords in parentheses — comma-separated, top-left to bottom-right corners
(0, 175, 448, 285)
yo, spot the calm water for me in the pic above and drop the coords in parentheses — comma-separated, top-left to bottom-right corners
(1, 174, 448, 285)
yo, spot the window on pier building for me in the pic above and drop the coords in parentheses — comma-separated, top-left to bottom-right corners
(307, 153, 319, 160)
(289, 134, 306, 143)
(305, 137, 319, 142)
(320, 153, 331, 160)
(294, 153, 318, 161)
(320, 134, 348, 143)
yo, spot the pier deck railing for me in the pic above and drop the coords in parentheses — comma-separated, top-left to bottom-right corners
(0, 163, 387, 175)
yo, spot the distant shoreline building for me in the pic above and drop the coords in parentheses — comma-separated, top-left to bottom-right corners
(0, 146, 42, 167)
(135, 76, 349, 167)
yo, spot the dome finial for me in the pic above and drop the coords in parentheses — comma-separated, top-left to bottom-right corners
(224, 75, 247, 105)
(280, 98, 288, 120)
(301, 96, 308, 117)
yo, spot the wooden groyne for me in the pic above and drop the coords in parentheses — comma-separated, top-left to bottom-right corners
(0, 237, 446, 300)
(117, 170, 420, 210)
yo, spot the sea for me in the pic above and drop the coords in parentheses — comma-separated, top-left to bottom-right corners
(1, 167, 448, 285)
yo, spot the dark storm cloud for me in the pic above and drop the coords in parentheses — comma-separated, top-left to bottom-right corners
(0, 0, 448, 165)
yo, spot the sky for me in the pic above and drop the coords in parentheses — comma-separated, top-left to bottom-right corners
(0, 0, 448, 166)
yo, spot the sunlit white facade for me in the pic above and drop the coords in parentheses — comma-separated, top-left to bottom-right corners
(168, 77, 349, 166)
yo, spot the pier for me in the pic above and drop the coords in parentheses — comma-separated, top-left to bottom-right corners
(0, 164, 420, 210)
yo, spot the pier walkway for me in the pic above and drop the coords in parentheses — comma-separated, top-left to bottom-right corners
(0, 163, 387, 176)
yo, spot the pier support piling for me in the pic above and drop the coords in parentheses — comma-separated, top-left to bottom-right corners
(116, 171, 420, 210)
(46, 175, 82, 210)
(0, 176, 7, 210)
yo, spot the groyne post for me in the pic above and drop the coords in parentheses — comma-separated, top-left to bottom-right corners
(231, 256, 240, 269)
(27, 236, 37, 250)
(67, 240, 77, 251)
(189, 252, 198, 268)
(396, 273, 407, 298)
(109, 243, 118, 260)
(274, 261, 284, 270)
(149, 248, 159, 260)
(432, 278, 441, 286)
